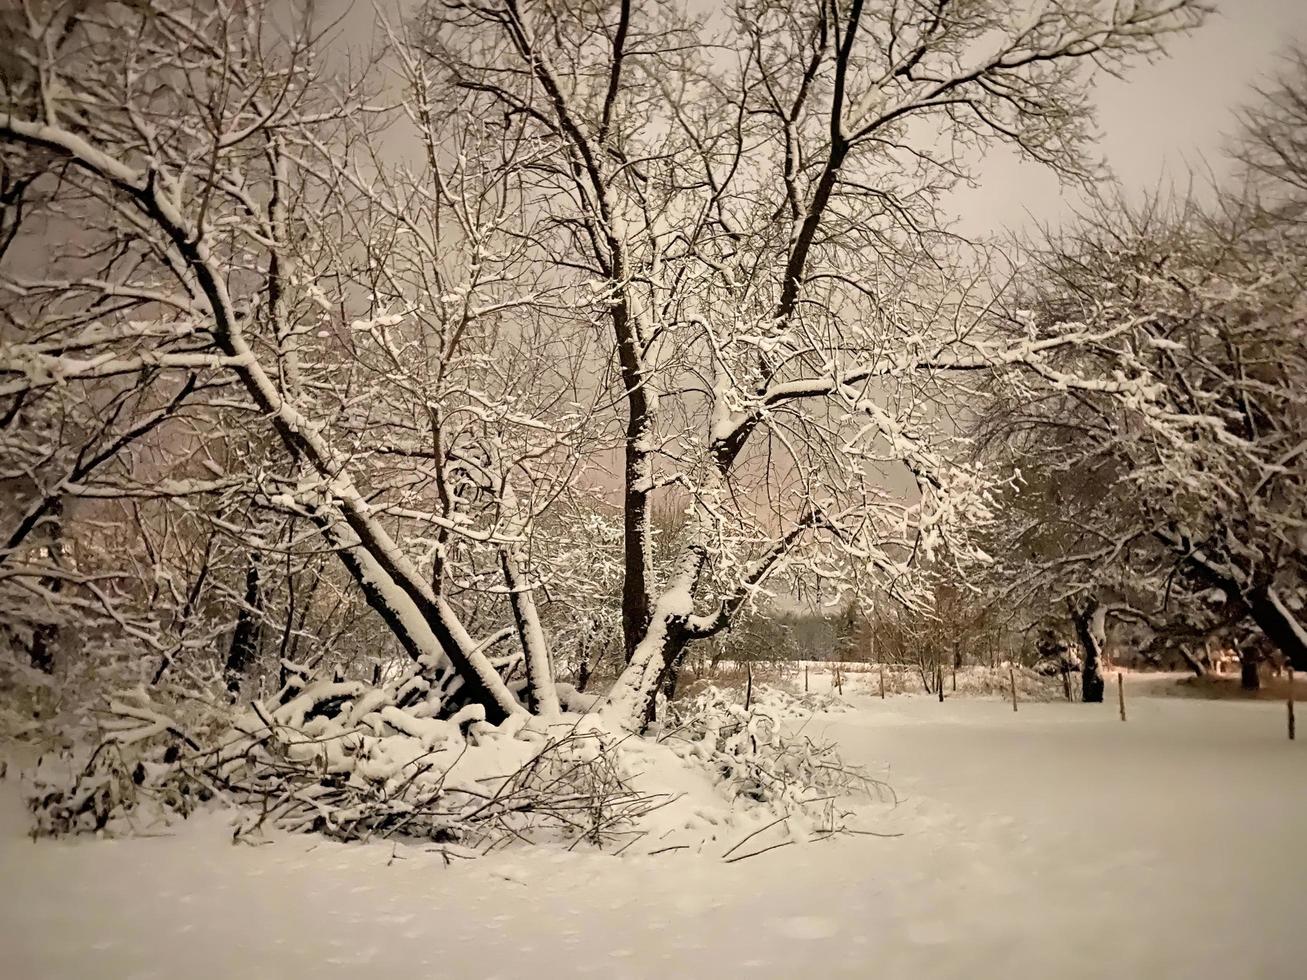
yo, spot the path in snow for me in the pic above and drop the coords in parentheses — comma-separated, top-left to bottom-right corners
(2, 691, 1305, 979)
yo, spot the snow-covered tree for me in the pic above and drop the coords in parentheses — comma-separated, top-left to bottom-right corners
(977, 56, 1307, 677)
(1, 0, 1208, 733)
(406, 0, 1208, 728)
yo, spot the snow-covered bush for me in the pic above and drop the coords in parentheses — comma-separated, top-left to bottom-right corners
(658, 685, 868, 824)
(26, 673, 873, 854)
(27, 677, 672, 851)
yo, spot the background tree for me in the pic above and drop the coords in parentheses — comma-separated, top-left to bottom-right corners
(975, 54, 1307, 684)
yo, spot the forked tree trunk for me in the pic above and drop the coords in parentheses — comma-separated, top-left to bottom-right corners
(607, 613, 691, 732)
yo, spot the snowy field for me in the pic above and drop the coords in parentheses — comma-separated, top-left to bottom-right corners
(3, 686, 1305, 979)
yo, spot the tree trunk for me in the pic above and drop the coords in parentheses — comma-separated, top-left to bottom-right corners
(618, 308, 655, 665)
(1071, 598, 1106, 704)
(607, 616, 690, 733)
(499, 549, 560, 715)
(225, 551, 264, 696)
(1248, 586, 1307, 672)
(312, 512, 520, 723)
(1172, 542, 1307, 673)
(1240, 650, 1261, 691)
(1177, 645, 1207, 678)
(27, 498, 64, 674)
(644, 633, 694, 727)
(28, 620, 57, 674)
(660, 657, 682, 703)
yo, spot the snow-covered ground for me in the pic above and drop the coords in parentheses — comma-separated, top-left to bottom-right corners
(3, 688, 1305, 979)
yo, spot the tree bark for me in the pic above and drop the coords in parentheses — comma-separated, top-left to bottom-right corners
(660, 656, 681, 703)
(225, 551, 263, 696)
(1071, 598, 1106, 704)
(27, 498, 64, 674)
(1247, 586, 1307, 672)
(499, 549, 559, 715)
(28, 618, 57, 674)
(1177, 645, 1207, 677)
(606, 609, 691, 733)
(620, 412, 652, 663)
(1240, 651, 1261, 691)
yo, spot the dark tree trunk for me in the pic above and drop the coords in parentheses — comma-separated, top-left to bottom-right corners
(1082, 662, 1105, 703)
(1247, 587, 1307, 672)
(1177, 645, 1207, 677)
(1240, 652, 1260, 691)
(659, 656, 682, 705)
(1071, 598, 1106, 704)
(28, 620, 57, 674)
(28, 498, 64, 674)
(617, 297, 654, 667)
(225, 551, 263, 696)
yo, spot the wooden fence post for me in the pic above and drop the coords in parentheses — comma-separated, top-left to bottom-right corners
(1289, 668, 1296, 741)
(1009, 664, 1018, 712)
(879, 664, 885, 700)
(804, 662, 809, 694)
(1117, 672, 1127, 722)
(937, 664, 944, 702)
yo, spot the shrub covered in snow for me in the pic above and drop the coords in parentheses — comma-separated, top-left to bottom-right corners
(658, 685, 869, 826)
(29, 683, 662, 850)
(25, 674, 870, 853)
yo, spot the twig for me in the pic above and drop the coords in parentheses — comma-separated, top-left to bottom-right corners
(723, 839, 795, 863)
(721, 814, 789, 859)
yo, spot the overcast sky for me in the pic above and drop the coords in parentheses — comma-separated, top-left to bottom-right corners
(952, 0, 1307, 235)
(318, 0, 1307, 235)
